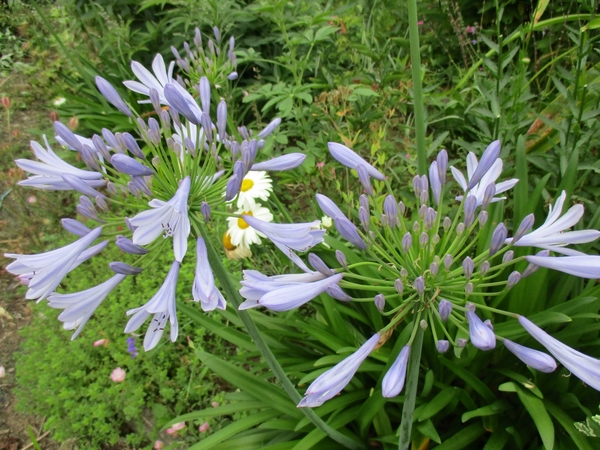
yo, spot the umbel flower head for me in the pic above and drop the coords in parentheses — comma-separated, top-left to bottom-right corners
(5, 27, 305, 348)
(240, 140, 600, 407)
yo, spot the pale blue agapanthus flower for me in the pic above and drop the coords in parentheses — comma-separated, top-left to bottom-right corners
(298, 333, 381, 407)
(125, 260, 180, 351)
(382, 345, 411, 398)
(507, 191, 600, 254)
(17, 138, 105, 191)
(239, 272, 342, 311)
(47, 273, 127, 339)
(502, 339, 557, 373)
(123, 54, 175, 105)
(130, 176, 191, 262)
(519, 316, 600, 389)
(524, 254, 600, 278)
(466, 308, 496, 351)
(193, 237, 226, 311)
(4, 227, 104, 302)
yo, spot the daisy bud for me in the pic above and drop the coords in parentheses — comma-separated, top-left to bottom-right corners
(436, 340, 450, 353)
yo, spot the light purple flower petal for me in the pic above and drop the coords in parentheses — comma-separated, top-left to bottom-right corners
(382, 345, 410, 398)
(328, 142, 385, 180)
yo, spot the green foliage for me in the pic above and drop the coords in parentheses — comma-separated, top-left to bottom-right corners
(14, 236, 234, 448)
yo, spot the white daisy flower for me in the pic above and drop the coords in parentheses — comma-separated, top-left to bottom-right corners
(226, 203, 273, 248)
(223, 231, 252, 260)
(230, 171, 273, 210)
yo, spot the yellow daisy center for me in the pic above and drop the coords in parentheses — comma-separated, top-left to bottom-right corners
(222, 232, 236, 251)
(238, 211, 253, 229)
(241, 179, 254, 192)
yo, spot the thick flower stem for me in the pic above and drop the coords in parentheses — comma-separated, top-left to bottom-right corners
(196, 223, 366, 450)
(407, 0, 427, 176)
(398, 313, 424, 449)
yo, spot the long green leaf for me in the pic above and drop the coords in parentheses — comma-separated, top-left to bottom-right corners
(515, 385, 555, 450)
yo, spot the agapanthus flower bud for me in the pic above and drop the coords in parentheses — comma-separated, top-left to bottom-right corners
(383, 195, 398, 227)
(467, 140, 501, 190)
(522, 250, 551, 277)
(503, 339, 557, 373)
(462, 257, 474, 280)
(436, 340, 450, 353)
(326, 284, 352, 302)
(92, 135, 111, 161)
(424, 208, 436, 230)
(334, 216, 367, 250)
(335, 250, 348, 270)
(217, 100, 227, 140)
(400, 268, 408, 278)
(358, 206, 370, 231)
(127, 181, 140, 197)
(199, 76, 211, 114)
(54, 121, 82, 151)
(466, 310, 496, 350)
(429, 262, 439, 276)
(80, 144, 100, 171)
(201, 202, 211, 222)
(382, 346, 410, 398)
(443, 216, 451, 231)
(478, 210, 488, 226)
(95, 195, 109, 212)
(225, 175, 241, 201)
(456, 222, 465, 235)
(420, 174, 429, 194)
(419, 232, 429, 247)
(429, 161, 441, 205)
(150, 88, 161, 115)
(457, 338, 468, 348)
(95, 76, 133, 116)
(308, 253, 334, 277)
(443, 254, 453, 271)
(398, 201, 406, 216)
(464, 195, 477, 227)
(402, 232, 412, 253)
(481, 183, 496, 210)
(507, 271, 521, 289)
(374, 294, 385, 312)
(62, 218, 91, 236)
(414, 276, 425, 296)
(412, 175, 422, 197)
(512, 213, 535, 244)
(437, 149, 448, 184)
(257, 118, 282, 139)
(465, 282, 474, 296)
(77, 196, 103, 223)
(465, 302, 476, 312)
(227, 72, 238, 80)
(418, 204, 427, 219)
(359, 194, 369, 211)
(122, 132, 144, 159)
(164, 84, 200, 125)
(327, 142, 385, 180)
(479, 261, 490, 276)
(109, 262, 143, 275)
(62, 173, 105, 198)
(357, 164, 374, 196)
(419, 190, 428, 204)
(420, 319, 428, 330)
(394, 279, 404, 295)
(116, 235, 147, 254)
(502, 250, 514, 263)
(489, 223, 507, 257)
(111, 154, 154, 177)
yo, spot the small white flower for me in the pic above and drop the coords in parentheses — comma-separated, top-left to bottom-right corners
(4, 227, 103, 301)
(321, 215, 333, 229)
(451, 153, 518, 206)
(130, 177, 191, 262)
(222, 231, 252, 260)
(53, 97, 66, 107)
(123, 54, 175, 105)
(226, 203, 273, 248)
(230, 171, 273, 210)
(507, 191, 600, 255)
(124, 261, 180, 351)
(48, 273, 126, 339)
(16, 138, 105, 191)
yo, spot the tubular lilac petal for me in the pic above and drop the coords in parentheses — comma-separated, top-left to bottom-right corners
(258, 273, 343, 311)
(467, 310, 496, 350)
(62, 218, 91, 236)
(250, 153, 306, 171)
(96, 76, 133, 116)
(111, 154, 154, 176)
(334, 216, 367, 250)
(328, 142, 385, 181)
(109, 262, 143, 275)
(382, 345, 410, 398)
(524, 255, 600, 279)
(467, 140, 501, 190)
(503, 339, 557, 373)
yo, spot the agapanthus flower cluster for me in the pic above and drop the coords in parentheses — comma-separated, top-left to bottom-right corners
(239, 140, 600, 407)
(5, 28, 304, 351)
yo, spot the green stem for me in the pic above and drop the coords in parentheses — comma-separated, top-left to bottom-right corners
(407, 0, 426, 175)
(398, 310, 424, 449)
(196, 222, 366, 449)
